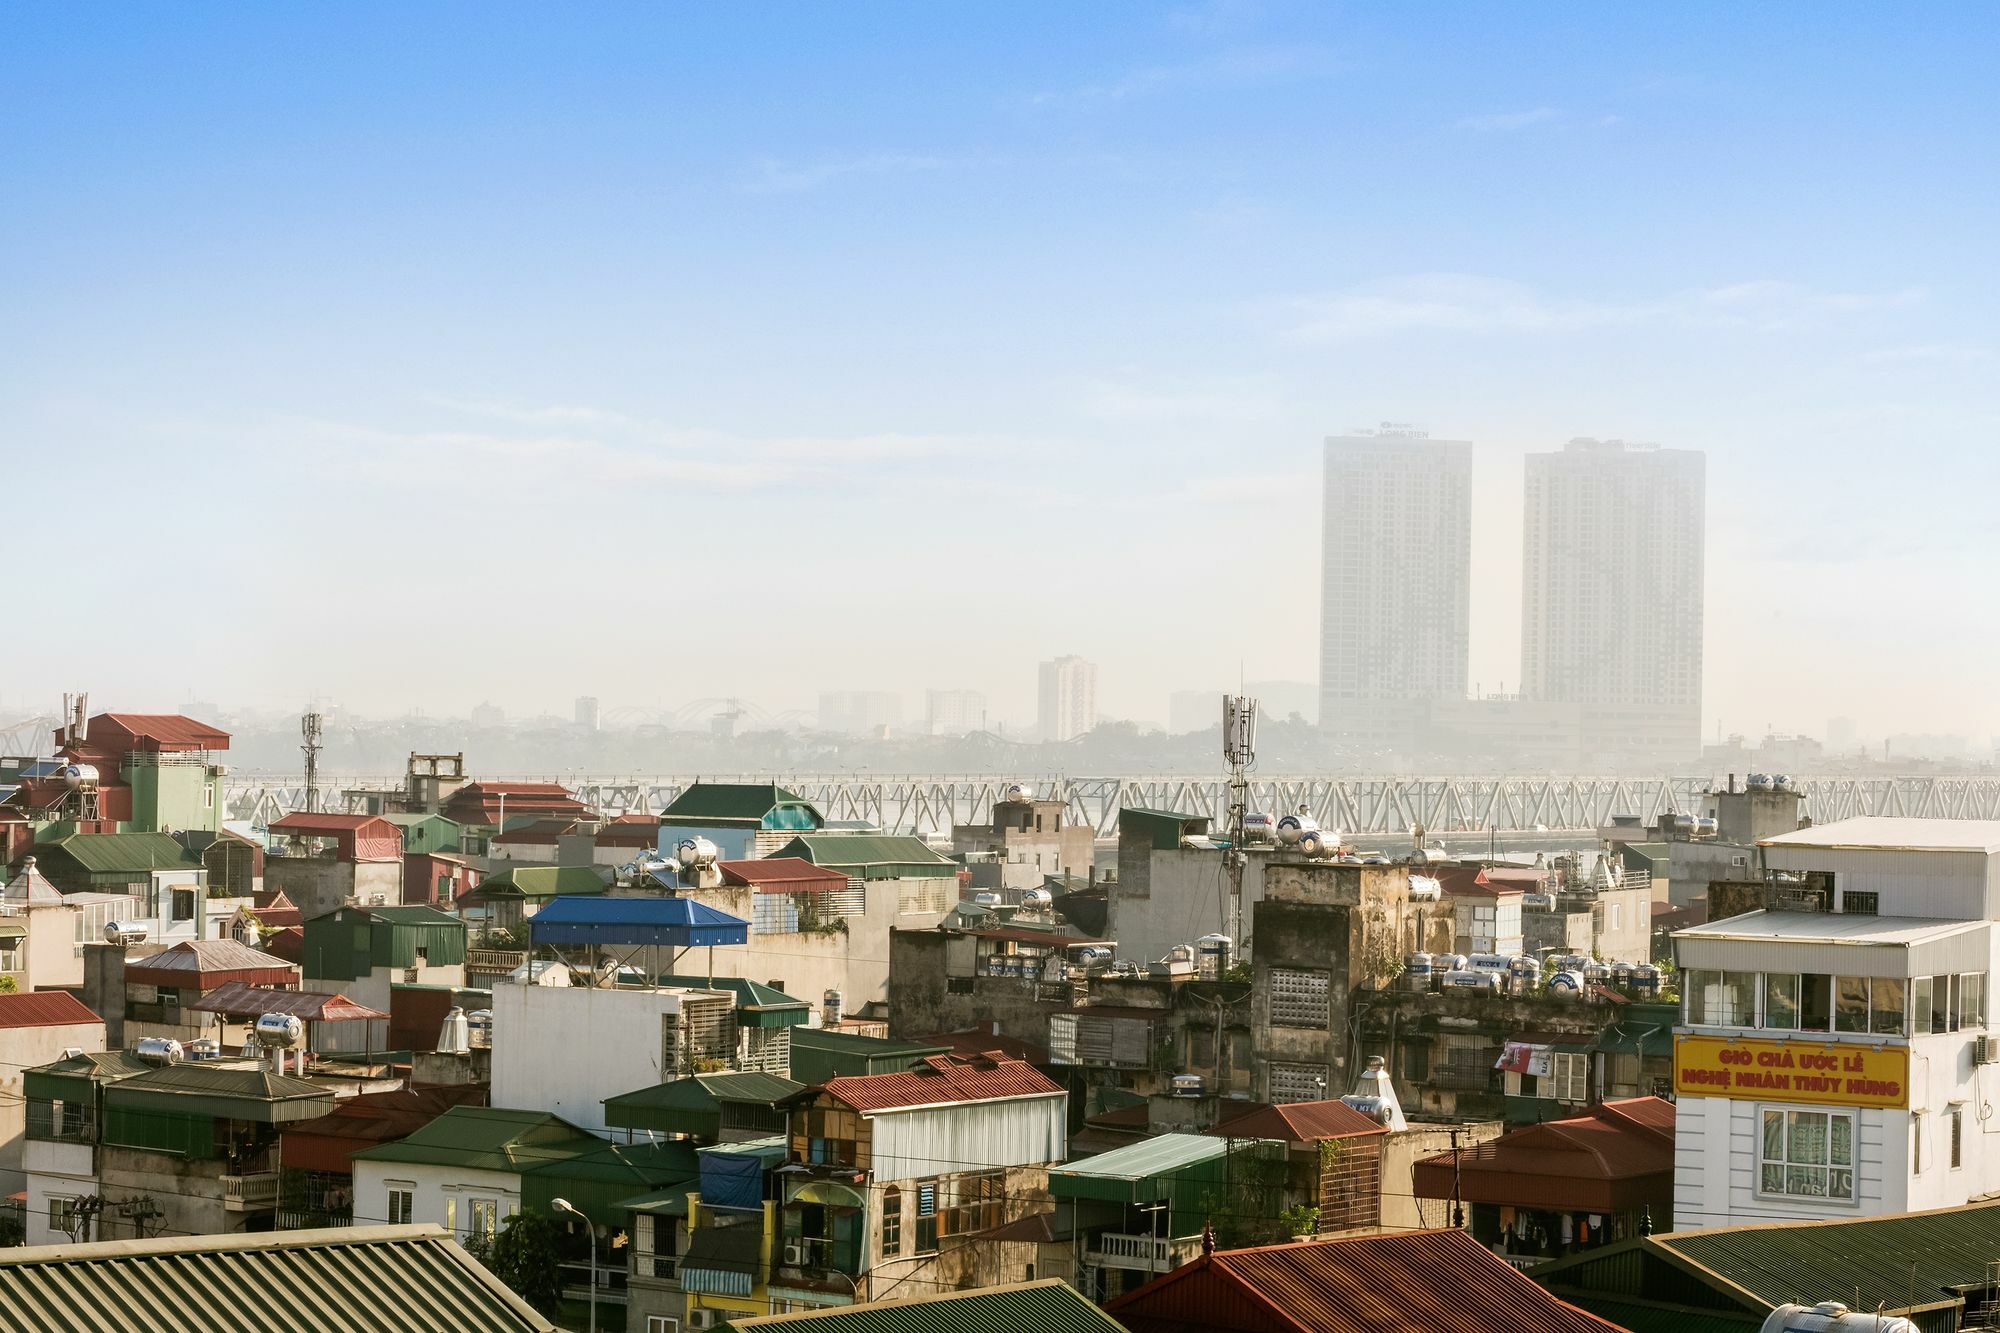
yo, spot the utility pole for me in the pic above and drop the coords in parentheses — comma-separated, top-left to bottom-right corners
(1222, 694, 1257, 948)
(1449, 1128, 1465, 1228)
(300, 711, 324, 815)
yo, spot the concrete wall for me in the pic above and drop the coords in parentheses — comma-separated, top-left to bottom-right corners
(1109, 844, 1271, 969)
(0, 1019, 105, 1199)
(97, 1145, 239, 1239)
(351, 1158, 522, 1241)
(886, 930, 1061, 1049)
(489, 982, 694, 1135)
(1378, 1122, 1505, 1230)
(268, 859, 404, 919)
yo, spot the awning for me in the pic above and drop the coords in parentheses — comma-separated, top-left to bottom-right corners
(785, 1181, 866, 1209)
(0, 921, 26, 940)
(528, 895, 748, 949)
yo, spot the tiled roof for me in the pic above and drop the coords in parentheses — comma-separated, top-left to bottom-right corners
(89, 712, 230, 752)
(1207, 1098, 1391, 1144)
(719, 857, 851, 891)
(1107, 1229, 1625, 1333)
(0, 990, 102, 1029)
(727, 1278, 1127, 1333)
(816, 1055, 1063, 1113)
(0, 1224, 553, 1332)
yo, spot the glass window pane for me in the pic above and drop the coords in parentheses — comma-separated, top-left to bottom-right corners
(1830, 1169, 1854, 1200)
(1686, 970, 1719, 1024)
(1934, 975, 1954, 1033)
(1791, 1111, 1829, 1165)
(1763, 974, 1800, 1030)
(1801, 974, 1833, 1031)
(1763, 1110, 1786, 1160)
(1830, 1115, 1853, 1167)
(1961, 974, 1986, 1031)
(1723, 972, 1757, 1025)
(1835, 977, 1871, 1033)
(1787, 1165, 1826, 1197)
(1761, 1163, 1785, 1193)
(1871, 976, 1906, 1035)
(1913, 977, 1934, 1035)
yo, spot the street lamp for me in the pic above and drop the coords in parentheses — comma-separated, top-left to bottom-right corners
(550, 1197, 598, 1333)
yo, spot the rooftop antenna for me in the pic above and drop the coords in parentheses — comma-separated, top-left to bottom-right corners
(301, 710, 325, 814)
(1222, 693, 1258, 945)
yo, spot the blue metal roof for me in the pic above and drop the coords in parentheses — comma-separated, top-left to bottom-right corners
(528, 895, 749, 948)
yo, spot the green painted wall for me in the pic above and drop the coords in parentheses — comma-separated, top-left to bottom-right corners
(124, 763, 223, 834)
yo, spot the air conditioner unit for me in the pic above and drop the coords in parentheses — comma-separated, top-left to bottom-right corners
(690, 1311, 719, 1330)
(1975, 1036, 2000, 1066)
(782, 1244, 808, 1266)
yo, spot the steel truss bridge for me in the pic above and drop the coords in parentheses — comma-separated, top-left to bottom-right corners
(221, 773, 2000, 840)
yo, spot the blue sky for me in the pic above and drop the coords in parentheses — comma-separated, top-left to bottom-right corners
(3, 3, 1996, 741)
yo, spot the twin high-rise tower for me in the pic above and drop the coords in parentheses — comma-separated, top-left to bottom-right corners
(1319, 430, 1706, 766)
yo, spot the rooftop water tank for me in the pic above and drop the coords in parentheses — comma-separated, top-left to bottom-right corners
(437, 1007, 471, 1056)
(1758, 1303, 1917, 1333)
(57, 762, 99, 789)
(1019, 887, 1053, 910)
(1276, 809, 1318, 846)
(1546, 970, 1587, 1000)
(823, 989, 844, 1025)
(136, 1037, 183, 1067)
(675, 837, 720, 868)
(255, 1013, 304, 1050)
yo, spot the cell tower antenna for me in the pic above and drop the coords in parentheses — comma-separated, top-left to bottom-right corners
(1221, 693, 1258, 945)
(301, 710, 325, 814)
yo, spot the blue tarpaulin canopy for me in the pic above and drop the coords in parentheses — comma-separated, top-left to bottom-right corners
(529, 895, 749, 948)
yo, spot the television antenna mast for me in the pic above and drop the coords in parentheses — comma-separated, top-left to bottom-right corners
(1222, 694, 1258, 945)
(301, 711, 325, 814)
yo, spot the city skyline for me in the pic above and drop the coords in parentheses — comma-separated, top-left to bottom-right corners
(5, 6, 1998, 738)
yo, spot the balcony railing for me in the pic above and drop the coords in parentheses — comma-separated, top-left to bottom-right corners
(467, 948, 527, 974)
(1086, 1232, 1202, 1272)
(221, 1172, 280, 1211)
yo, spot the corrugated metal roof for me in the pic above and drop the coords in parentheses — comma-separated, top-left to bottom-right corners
(0, 990, 101, 1029)
(1107, 1230, 1626, 1333)
(768, 835, 956, 876)
(1413, 1098, 1674, 1213)
(654, 974, 809, 1013)
(1049, 1133, 1232, 1186)
(727, 1278, 1128, 1333)
(1654, 1198, 2000, 1312)
(528, 894, 748, 947)
(127, 939, 296, 978)
(662, 782, 811, 824)
(1207, 1098, 1391, 1144)
(475, 865, 609, 899)
(817, 1055, 1063, 1113)
(89, 712, 230, 752)
(269, 812, 386, 834)
(720, 857, 851, 890)
(0, 1223, 553, 1331)
(187, 980, 389, 1023)
(42, 832, 199, 875)
(352, 1106, 604, 1174)
(1761, 816, 2000, 854)
(1675, 910, 1983, 946)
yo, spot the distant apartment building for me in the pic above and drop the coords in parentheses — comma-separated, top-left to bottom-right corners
(1319, 430, 1472, 747)
(925, 689, 986, 736)
(817, 691, 902, 736)
(573, 696, 599, 731)
(1521, 438, 1705, 765)
(1038, 656, 1097, 743)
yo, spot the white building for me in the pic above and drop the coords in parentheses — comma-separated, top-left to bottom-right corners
(350, 1105, 600, 1249)
(1038, 656, 1097, 743)
(925, 689, 987, 736)
(817, 691, 902, 736)
(1319, 430, 1472, 745)
(1672, 817, 2000, 1229)
(1521, 437, 1705, 765)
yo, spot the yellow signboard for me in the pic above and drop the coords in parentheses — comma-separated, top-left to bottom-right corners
(1673, 1034, 1910, 1110)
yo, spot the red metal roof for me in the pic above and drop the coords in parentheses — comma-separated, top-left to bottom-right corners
(0, 990, 102, 1029)
(1107, 1229, 1627, 1333)
(268, 813, 403, 863)
(265, 926, 305, 964)
(1438, 864, 1531, 898)
(279, 1083, 489, 1175)
(719, 857, 850, 891)
(490, 819, 577, 845)
(442, 782, 592, 825)
(88, 713, 230, 752)
(269, 813, 379, 833)
(818, 1055, 1063, 1113)
(249, 890, 303, 928)
(187, 981, 390, 1024)
(1411, 1097, 1675, 1215)
(125, 940, 299, 989)
(1208, 1098, 1390, 1144)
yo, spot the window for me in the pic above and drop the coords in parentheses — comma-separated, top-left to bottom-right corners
(387, 1187, 414, 1226)
(1685, 970, 1756, 1026)
(943, 1172, 1004, 1236)
(470, 1198, 498, 1239)
(1759, 1108, 1855, 1201)
(915, 1182, 938, 1254)
(1913, 1113, 1924, 1174)
(444, 1197, 457, 1234)
(1551, 1052, 1589, 1104)
(1270, 969, 1331, 1028)
(0, 942, 20, 973)
(1834, 977, 1871, 1034)
(647, 1319, 681, 1333)
(1914, 976, 1935, 1034)
(881, 1186, 902, 1254)
(171, 888, 196, 922)
(1870, 976, 1906, 1035)
(49, 1196, 77, 1236)
(1843, 890, 1879, 916)
(1608, 902, 1621, 932)
(1763, 974, 1801, 1030)
(1960, 974, 1987, 1030)
(1953, 1109, 1964, 1169)
(1800, 974, 1832, 1031)
(1933, 975, 1954, 1033)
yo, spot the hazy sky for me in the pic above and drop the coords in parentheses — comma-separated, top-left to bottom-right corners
(4, 4, 1996, 740)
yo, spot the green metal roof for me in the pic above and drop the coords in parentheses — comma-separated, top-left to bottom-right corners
(1118, 807, 1208, 850)
(787, 1027, 951, 1081)
(604, 1072, 803, 1136)
(351, 1106, 604, 1174)
(104, 1063, 337, 1124)
(0, 1223, 555, 1332)
(1049, 1133, 1236, 1202)
(1655, 1201, 2000, 1312)
(655, 973, 809, 1024)
(788, 1029, 944, 1057)
(767, 835, 955, 878)
(476, 865, 609, 899)
(620, 1186, 695, 1217)
(663, 783, 817, 827)
(520, 1139, 700, 1222)
(42, 831, 199, 876)
(725, 1278, 1129, 1333)
(24, 1051, 152, 1102)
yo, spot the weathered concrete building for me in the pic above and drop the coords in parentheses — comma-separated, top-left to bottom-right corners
(265, 813, 406, 920)
(951, 792, 1095, 893)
